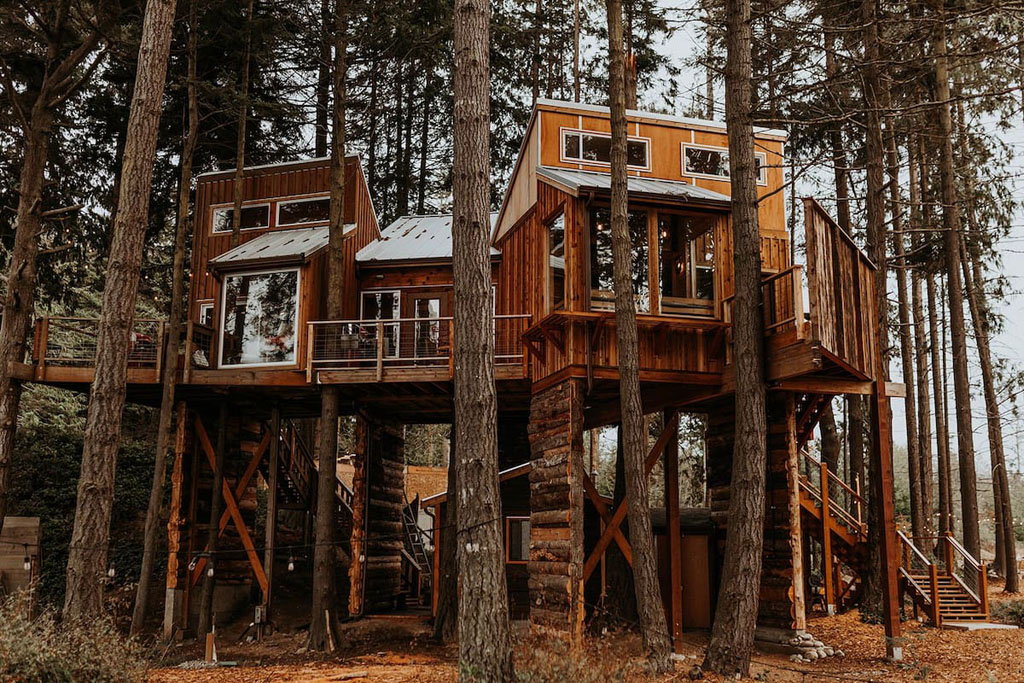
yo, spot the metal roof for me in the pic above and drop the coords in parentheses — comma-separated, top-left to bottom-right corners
(356, 213, 500, 264)
(208, 225, 350, 271)
(536, 166, 732, 206)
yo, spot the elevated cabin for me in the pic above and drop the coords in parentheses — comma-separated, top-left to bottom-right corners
(15, 100, 907, 652)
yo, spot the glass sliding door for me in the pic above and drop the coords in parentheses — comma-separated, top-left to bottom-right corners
(220, 269, 300, 366)
(411, 296, 442, 360)
(588, 207, 650, 312)
(361, 290, 400, 358)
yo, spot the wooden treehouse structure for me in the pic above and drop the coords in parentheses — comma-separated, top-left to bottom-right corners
(14, 99, 986, 648)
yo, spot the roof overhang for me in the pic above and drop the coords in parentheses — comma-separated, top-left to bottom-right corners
(536, 166, 732, 209)
(208, 225, 340, 274)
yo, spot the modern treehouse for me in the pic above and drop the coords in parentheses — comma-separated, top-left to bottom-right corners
(15, 99, 989, 652)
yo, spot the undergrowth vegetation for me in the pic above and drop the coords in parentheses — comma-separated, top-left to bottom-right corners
(513, 629, 637, 682)
(991, 598, 1024, 627)
(0, 595, 147, 682)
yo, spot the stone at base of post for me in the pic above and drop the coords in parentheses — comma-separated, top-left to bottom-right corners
(826, 604, 835, 617)
(162, 588, 183, 640)
(889, 645, 903, 661)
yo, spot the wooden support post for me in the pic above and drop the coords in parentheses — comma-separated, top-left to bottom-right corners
(183, 321, 194, 384)
(262, 406, 281, 633)
(37, 317, 49, 379)
(870, 379, 903, 659)
(663, 411, 683, 652)
(929, 562, 942, 628)
(820, 459, 835, 616)
(375, 321, 384, 381)
(306, 322, 314, 383)
(431, 503, 441, 616)
(943, 533, 954, 576)
(163, 400, 187, 640)
(348, 415, 368, 617)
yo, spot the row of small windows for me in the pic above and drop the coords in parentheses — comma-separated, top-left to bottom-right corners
(211, 195, 332, 233)
(560, 128, 767, 184)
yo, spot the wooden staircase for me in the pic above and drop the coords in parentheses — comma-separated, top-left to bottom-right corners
(259, 418, 356, 558)
(398, 495, 432, 608)
(898, 531, 989, 626)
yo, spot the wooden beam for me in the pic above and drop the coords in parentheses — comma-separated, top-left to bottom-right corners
(663, 410, 683, 652)
(581, 473, 632, 563)
(583, 410, 678, 581)
(870, 378, 903, 657)
(262, 406, 281, 630)
(771, 377, 873, 395)
(883, 381, 907, 398)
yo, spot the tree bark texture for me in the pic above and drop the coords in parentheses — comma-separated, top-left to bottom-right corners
(930, 0, 980, 562)
(309, 2, 349, 650)
(819, 403, 841, 474)
(131, 0, 200, 635)
(928, 275, 953, 535)
(62, 0, 177, 621)
(229, 0, 255, 249)
(703, 0, 767, 672)
(604, 0, 671, 671)
(453, 0, 514, 677)
(432, 431, 457, 642)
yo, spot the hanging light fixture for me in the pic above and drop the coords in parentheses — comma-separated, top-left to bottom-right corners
(107, 565, 116, 579)
(22, 544, 30, 572)
(287, 555, 295, 572)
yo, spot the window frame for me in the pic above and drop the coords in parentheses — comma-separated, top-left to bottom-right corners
(359, 288, 402, 359)
(218, 267, 302, 368)
(544, 205, 567, 313)
(655, 209, 721, 318)
(559, 127, 652, 172)
(197, 301, 215, 327)
(505, 515, 530, 565)
(681, 143, 767, 186)
(210, 202, 271, 235)
(586, 205, 652, 313)
(275, 194, 332, 227)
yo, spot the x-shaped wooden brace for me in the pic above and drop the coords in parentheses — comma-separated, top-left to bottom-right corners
(582, 410, 679, 583)
(188, 416, 270, 595)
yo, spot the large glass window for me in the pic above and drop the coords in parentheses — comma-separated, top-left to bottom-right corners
(658, 213, 716, 315)
(212, 204, 270, 233)
(562, 129, 649, 169)
(220, 270, 299, 366)
(277, 196, 331, 226)
(361, 291, 401, 358)
(683, 145, 766, 184)
(412, 296, 442, 358)
(589, 207, 649, 312)
(547, 211, 566, 311)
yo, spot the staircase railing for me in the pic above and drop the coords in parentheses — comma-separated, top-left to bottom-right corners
(896, 531, 988, 626)
(940, 533, 988, 615)
(279, 418, 354, 514)
(798, 449, 866, 540)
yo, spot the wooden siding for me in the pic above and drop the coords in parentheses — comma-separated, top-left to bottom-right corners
(189, 157, 380, 325)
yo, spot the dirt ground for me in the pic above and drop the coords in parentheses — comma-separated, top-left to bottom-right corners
(148, 586, 1024, 682)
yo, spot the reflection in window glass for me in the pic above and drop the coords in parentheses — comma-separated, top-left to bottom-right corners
(684, 146, 766, 183)
(212, 204, 270, 233)
(562, 130, 649, 168)
(221, 270, 298, 365)
(507, 517, 530, 563)
(658, 213, 716, 314)
(361, 291, 400, 357)
(278, 197, 330, 225)
(589, 207, 649, 312)
(413, 297, 441, 358)
(548, 212, 566, 310)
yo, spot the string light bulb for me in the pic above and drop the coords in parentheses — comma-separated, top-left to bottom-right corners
(287, 555, 295, 572)
(22, 544, 30, 572)
(206, 565, 214, 578)
(107, 566, 116, 579)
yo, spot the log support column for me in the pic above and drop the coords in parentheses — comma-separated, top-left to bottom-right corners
(163, 401, 189, 640)
(260, 406, 281, 635)
(527, 379, 585, 648)
(350, 414, 406, 614)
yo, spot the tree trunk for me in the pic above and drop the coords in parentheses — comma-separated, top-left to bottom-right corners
(961, 243, 1018, 590)
(604, 0, 671, 671)
(703, 0, 767, 671)
(928, 275, 952, 535)
(198, 404, 228, 637)
(0, 112, 51, 540)
(930, 0, 980, 562)
(131, 0, 200, 636)
(308, 0, 348, 651)
(885, 124, 924, 541)
(907, 138, 933, 535)
(229, 0, 255, 249)
(452, 0, 515, 677)
(315, 0, 331, 158)
(819, 403, 840, 474)
(62, 0, 177, 621)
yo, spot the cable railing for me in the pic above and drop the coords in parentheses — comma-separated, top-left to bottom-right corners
(306, 313, 530, 378)
(34, 316, 164, 368)
(798, 448, 865, 539)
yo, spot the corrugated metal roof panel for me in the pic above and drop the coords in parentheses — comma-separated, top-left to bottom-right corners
(536, 166, 732, 206)
(208, 225, 348, 270)
(357, 213, 500, 263)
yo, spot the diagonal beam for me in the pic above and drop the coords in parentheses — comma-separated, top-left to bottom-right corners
(188, 417, 269, 594)
(581, 473, 632, 564)
(583, 411, 678, 582)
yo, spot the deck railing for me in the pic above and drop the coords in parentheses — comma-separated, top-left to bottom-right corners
(34, 317, 165, 369)
(721, 264, 806, 364)
(306, 314, 531, 377)
(183, 321, 217, 379)
(897, 531, 989, 626)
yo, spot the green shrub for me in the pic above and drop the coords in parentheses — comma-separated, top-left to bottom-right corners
(0, 595, 147, 682)
(991, 599, 1024, 627)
